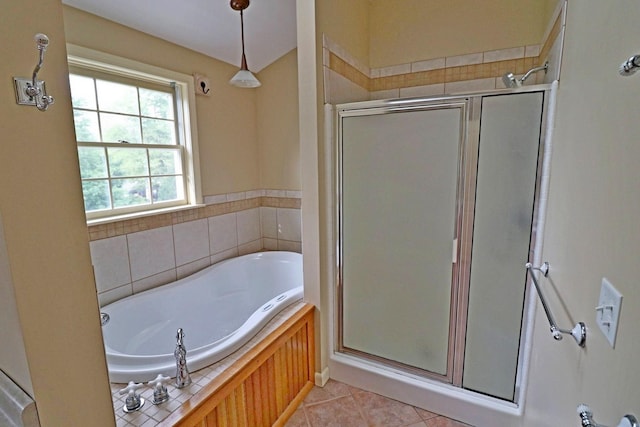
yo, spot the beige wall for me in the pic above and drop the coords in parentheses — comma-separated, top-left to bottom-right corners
(369, 0, 548, 68)
(524, 1, 640, 425)
(0, 213, 32, 397)
(62, 5, 260, 196)
(0, 0, 114, 425)
(257, 49, 301, 190)
(318, 0, 370, 66)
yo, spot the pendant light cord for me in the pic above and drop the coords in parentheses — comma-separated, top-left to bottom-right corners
(240, 9, 248, 70)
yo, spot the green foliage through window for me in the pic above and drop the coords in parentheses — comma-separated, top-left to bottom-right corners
(70, 71, 186, 216)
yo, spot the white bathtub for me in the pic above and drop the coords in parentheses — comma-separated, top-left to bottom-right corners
(101, 251, 303, 383)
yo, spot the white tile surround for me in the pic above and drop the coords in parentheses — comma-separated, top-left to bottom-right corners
(91, 191, 302, 307)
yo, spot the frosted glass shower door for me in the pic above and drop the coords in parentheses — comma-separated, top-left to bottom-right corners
(462, 92, 543, 401)
(339, 105, 463, 377)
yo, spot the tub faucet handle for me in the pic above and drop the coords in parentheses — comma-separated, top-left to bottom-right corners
(119, 381, 145, 413)
(148, 374, 171, 405)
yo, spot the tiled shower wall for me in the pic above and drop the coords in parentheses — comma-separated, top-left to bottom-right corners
(323, 5, 564, 104)
(89, 190, 301, 307)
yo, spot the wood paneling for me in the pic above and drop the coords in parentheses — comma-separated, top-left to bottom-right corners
(159, 303, 315, 427)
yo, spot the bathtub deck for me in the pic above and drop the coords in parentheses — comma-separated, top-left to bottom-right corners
(111, 300, 312, 426)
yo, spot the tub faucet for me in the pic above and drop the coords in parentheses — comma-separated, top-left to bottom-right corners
(174, 328, 192, 388)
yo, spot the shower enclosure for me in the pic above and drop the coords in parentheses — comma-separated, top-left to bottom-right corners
(336, 88, 546, 402)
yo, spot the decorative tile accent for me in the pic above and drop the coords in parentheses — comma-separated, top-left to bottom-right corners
(203, 194, 227, 205)
(539, 13, 562, 64)
(525, 44, 541, 58)
(330, 53, 371, 91)
(370, 89, 400, 100)
(445, 53, 484, 68)
(89, 190, 300, 241)
(226, 191, 246, 202)
(411, 58, 446, 73)
(376, 63, 412, 77)
(323, 16, 561, 96)
(399, 84, 445, 98)
(445, 78, 497, 94)
(483, 47, 525, 63)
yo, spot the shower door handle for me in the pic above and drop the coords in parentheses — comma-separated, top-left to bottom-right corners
(452, 238, 458, 263)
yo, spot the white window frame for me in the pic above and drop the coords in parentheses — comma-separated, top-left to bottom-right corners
(67, 44, 202, 224)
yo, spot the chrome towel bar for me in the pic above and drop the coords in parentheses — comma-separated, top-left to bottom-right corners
(525, 262, 586, 347)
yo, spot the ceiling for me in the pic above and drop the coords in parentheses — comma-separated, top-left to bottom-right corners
(62, 0, 298, 72)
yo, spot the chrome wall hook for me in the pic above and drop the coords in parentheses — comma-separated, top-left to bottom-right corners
(13, 33, 55, 111)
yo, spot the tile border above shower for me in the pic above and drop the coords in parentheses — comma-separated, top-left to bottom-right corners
(322, 9, 564, 102)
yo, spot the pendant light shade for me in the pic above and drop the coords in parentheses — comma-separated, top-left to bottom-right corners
(229, 1, 261, 88)
(229, 69, 261, 88)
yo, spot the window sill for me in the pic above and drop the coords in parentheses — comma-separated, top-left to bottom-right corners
(86, 203, 206, 226)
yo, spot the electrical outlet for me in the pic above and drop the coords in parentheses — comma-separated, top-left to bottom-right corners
(595, 278, 623, 348)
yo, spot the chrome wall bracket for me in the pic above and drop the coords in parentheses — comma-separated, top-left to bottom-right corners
(525, 262, 587, 347)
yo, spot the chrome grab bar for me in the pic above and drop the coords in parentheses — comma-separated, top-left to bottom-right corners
(525, 262, 586, 347)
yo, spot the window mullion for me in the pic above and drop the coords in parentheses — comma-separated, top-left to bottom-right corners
(145, 148, 153, 204)
(137, 86, 144, 144)
(94, 77, 104, 142)
(104, 146, 115, 210)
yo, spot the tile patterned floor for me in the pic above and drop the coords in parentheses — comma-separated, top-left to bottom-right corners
(285, 380, 473, 427)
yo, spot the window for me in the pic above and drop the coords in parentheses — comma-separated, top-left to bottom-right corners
(67, 46, 201, 221)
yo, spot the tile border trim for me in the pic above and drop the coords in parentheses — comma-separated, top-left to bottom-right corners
(322, 10, 562, 93)
(88, 190, 301, 241)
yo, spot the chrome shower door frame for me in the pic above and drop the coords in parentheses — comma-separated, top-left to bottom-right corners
(334, 86, 551, 401)
(335, 97, 470, 384)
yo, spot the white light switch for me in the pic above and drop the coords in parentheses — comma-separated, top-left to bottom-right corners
(595, 278, 623, 348)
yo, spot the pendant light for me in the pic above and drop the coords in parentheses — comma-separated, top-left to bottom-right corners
(229, 0, 261, 88)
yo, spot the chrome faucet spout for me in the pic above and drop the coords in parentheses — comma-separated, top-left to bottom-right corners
(174, 328, 192, 388)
